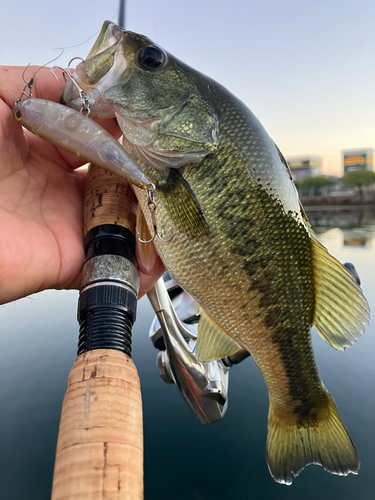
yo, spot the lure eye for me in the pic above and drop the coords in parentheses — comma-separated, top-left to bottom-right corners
(137, 45, 166, 71)
(15, 109, 22, 121)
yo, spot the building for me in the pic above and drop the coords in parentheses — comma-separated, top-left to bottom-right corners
(342, 148, 374, 174)
(285, 156, 321, 182)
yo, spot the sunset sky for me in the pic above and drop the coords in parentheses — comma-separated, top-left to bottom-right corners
(1, 0, 374, 176)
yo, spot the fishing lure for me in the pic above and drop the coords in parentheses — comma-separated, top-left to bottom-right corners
(13, 97, 152, 191)
(12, 67, 176, 240)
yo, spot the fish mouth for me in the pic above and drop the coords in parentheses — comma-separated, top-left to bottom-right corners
(85, 21, 125, 61)
(61, 21, 128, 118)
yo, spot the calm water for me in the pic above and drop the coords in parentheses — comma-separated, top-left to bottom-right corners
(1, 210, 374, 500)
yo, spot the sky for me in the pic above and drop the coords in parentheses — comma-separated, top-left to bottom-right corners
(1, 0, 374, 176)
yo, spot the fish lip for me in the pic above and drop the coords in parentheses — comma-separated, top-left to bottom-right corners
(61, 23, 129, 118)
(86, 21, 125, 60)
(75, 23, 127, 88)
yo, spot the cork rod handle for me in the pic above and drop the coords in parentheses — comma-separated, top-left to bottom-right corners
(51, 165, 144, 500)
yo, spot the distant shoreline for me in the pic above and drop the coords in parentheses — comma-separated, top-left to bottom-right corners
(300, 193, 375, 210)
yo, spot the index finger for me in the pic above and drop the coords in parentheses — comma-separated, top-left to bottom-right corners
(0, 66, 66, 108)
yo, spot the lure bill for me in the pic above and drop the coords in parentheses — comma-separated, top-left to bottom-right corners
(13, 98, 152, 190)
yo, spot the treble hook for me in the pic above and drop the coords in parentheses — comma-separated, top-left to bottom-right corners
(67, 57, 84, 71)
(15, 49, 64, 105)
(51, 65, 90, 116)
(136, 184, 174, 244)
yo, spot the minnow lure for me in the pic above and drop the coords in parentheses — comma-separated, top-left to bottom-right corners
(13, 97, 152, 191)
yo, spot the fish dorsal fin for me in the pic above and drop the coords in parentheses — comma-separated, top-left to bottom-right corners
(312, 237, 370, 351)
(196, 308, 241, 362)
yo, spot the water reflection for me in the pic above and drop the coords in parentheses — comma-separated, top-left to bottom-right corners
(306, 207, 375, 231)
(0, 211, 374, 500)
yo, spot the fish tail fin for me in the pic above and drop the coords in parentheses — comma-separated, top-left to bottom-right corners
(266, 387, 359, 485)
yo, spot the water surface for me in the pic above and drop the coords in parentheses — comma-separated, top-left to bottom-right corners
(1, 211, 374, 499)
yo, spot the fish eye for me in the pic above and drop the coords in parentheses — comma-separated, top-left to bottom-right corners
(137, 45, 166, 71)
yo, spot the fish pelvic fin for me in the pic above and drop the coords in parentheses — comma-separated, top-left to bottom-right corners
(266, 386, 359, 485)
(196, 308, 241, 363)
(311, 237, 370, 350)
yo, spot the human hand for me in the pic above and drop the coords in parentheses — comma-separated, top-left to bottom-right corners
(0, 66, 164, 304)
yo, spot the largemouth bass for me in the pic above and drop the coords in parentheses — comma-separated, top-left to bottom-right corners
(62, 21, 370, 485)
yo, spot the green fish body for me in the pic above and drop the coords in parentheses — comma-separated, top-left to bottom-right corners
(62, 22, 370, 484)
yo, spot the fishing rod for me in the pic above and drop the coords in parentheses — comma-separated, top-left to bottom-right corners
(51, 2, 144, 498)
(51, 165, 143, 499)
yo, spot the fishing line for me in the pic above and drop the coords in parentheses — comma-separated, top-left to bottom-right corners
(52, 8, 119, 52)
(17, 49, 64, 102)
(150, 0, 159, 41)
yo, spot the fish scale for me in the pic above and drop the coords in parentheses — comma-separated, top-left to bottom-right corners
(142, 136, 319, 413)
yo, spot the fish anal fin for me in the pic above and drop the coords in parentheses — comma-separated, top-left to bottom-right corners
(267, 387, 359, 485)
(196, 309, 241, 363)
(312, 237, 370, 350)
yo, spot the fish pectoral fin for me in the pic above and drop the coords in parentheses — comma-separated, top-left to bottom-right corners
(267, 386, 359, 485)
(162, 169, 210, 238)
(195, 308, 241, 363)
(311, 237, 370, 351)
